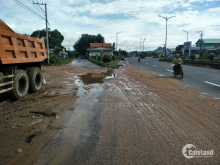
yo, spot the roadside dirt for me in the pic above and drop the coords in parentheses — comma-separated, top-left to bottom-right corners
(0, 63, 219, 165)
(88, 65, 220, 164)
(34, 64, 220, 165)
(0, 64, 107, 165)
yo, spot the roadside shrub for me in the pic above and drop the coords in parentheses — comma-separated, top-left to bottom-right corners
(98, 56, 101, 61)
(91, 56, 96, 59)
(203, 52, 208, 59)
(190, 54, 196, 61)
(112, 55, 115, 61)
(95, 54, 99, 60)
(208, 54, 215, 62)
(50, 55, 61, 64)
(67, 51, 75, 58)
(102, 54, 111, 63)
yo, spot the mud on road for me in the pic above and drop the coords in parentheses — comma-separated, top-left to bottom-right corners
(0, 64, 107, 165)
(37, 65, 219, 165)
(0, 63, 219, 165)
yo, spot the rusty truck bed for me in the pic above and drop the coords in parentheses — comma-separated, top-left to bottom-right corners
(0, 19, 47, 65)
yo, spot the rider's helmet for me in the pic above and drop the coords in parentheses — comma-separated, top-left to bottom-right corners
(176, 54, 179, 57)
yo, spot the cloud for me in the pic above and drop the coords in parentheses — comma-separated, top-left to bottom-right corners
(1, 0, 220, 51)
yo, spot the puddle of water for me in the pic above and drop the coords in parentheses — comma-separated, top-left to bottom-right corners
(77, 70, 115, 85)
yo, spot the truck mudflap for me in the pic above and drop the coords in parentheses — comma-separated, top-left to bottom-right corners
(0, 69, 15, 94)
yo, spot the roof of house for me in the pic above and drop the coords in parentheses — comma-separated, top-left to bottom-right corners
(90, 43, 111, 48)
(196, 39, 220, 44)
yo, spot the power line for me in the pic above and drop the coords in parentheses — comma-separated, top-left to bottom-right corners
(26, 0, 45, 17)
(13, 0, 45, 20)
(37, 4, 45, 13)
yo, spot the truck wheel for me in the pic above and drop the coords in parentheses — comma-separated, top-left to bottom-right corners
(28, 67, 43, 93)
(9, 70, 29, 100)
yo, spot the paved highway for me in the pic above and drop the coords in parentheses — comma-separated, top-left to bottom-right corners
(126, 57, 220, 98)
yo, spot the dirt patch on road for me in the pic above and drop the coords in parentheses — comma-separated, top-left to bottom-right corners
(85, 65, 220, 164)
(0, 64, 107, 165)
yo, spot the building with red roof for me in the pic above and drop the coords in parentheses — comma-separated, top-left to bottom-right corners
(87, 43, 115, 57)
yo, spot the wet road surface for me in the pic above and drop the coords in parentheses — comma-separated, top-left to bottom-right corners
(72, 59, 104, 69)
(35, 65, 220, 165)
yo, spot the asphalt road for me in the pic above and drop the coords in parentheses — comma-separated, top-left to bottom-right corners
(126, 57, 220, 98)
(72, 59, 104, 69)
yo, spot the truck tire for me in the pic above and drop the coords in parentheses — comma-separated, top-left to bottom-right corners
(28, 67, 43, 93)
(9, 70, 29, 100)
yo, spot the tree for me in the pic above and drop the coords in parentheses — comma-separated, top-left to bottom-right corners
(102, 54, 111, 63)
(31, 29, 64, 49)
(176, 45, 183, 56)
(190, 54, 196, 61)
(120, 50, 128, 57)
(73, 34, 105, 55)
(208, 54, 215, 62)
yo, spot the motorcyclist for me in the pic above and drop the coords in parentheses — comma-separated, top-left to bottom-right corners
(173, 54, 182, 73)
(138, 55, 141, 62)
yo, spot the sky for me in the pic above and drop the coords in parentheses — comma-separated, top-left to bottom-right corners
(1, 0, 220, 51)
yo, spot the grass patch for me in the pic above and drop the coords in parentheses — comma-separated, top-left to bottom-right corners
(49, 55, 73, 65)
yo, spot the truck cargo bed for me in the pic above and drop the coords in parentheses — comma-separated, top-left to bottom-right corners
(0, 19, 47, 65)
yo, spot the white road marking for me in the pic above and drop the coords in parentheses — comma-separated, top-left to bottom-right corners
(126, 60, 129, 64)
(166, 69, 173, 72)
(159, 74, 164, 77)
(146, 63, 148, 64)
(153, 65, 157, 67)
(204, 81, 220, 88)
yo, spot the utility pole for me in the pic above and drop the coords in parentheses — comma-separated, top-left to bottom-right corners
(158, 15, 175, 59)
(33, 2, 50, 63)
(139, 38, 142, 52)
(140, 43, 142, 52)
(183, 30, 188, 42)
(197, 31, 204, 57)
(183, 30, 189, 58)
(143, 38, 145, 52)
(116, 31, 123, 52)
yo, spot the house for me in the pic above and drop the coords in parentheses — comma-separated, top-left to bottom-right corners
(87, 43, 114, 58)
(195, 39, 220, 48)
(59, 51, 68, 58)
(183, 39, 220, 59)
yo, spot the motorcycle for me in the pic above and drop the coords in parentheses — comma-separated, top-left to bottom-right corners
(172, 62, 183, 78)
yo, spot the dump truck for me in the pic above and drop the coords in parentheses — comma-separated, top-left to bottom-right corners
(0, 19, 47, 100)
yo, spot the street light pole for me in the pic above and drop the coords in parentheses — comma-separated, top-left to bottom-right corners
(158, 15, 175, 59)
(197, 31, 204, 57)
(143, 38, 145, 52)
(183, 30, 188, 42)
(116, 31, 123, 51)
(183, 30, 189, 58)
